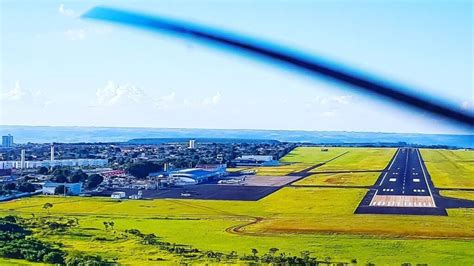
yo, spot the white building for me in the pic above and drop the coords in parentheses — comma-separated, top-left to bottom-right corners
(232, 155, 279, 166)
(42, 182, 82, 195)
(189, 139, 196, 149)
(111, 191, 126, 199)
(0, 159, 108, 170)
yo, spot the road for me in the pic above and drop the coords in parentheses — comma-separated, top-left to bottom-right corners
(369, 148, 436, 208)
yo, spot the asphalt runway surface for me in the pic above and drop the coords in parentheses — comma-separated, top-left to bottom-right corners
(356, 148, 447, 215)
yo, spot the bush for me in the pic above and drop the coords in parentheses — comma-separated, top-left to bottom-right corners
(86, 174, 104, 189)
(43, 251, 65, 264)
(66, 254, 115, 266)
(18, 183, 36, 193)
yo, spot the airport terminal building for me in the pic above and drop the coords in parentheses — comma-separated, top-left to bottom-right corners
(169, 165, 226, 185)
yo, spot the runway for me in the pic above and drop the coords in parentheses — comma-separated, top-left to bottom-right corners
(356, 148, 446, 215)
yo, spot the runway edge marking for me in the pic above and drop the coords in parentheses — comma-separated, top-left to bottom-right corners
(370, 148, 401, 206)
(416, 149, 436, 207)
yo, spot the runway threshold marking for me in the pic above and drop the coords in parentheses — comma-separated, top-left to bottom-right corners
(369, 195, 435, 208)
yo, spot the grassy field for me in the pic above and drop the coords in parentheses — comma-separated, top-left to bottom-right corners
(280, 147, 346, 164)
(440, 190, 474, 201)
(1, 187, 474, 265)
(293, 172, 381, 187)
(254, 163, 311, 176)
(252, 147, 395, 176)
(421, 149, 474, 189)
(1, 147, 473, 265)
(313, 148, 396, 172)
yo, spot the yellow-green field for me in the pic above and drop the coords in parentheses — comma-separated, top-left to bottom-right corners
(280, 147, 345, 164)
(1, 147, 473, 265)
(421, 149, 474, 189)
(440, 190, 474, 201)
(293, 172, 381, 187)
(251, 147, 396, 176)
(1, 188, 474, 265)
(313, 148, 396, 172)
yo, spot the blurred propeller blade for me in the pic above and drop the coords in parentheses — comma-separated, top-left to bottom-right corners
(83, 6, 473, 128)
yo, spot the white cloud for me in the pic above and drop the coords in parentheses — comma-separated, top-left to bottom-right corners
(1, 81, 52, 107)
(64, 29, 86, 41)
(94, 81, 145, 107)
(3, 81, 26, 101)
(202, 92, 221, 106)
(58, 4, 75, 17)
(155, 92, 176, 110)
(311, 95, 354, 106)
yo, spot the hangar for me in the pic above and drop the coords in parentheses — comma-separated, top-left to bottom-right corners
(169, 166, 226, 185)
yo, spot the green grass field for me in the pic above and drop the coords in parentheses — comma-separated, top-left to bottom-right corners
(1, 147, 473, 265)
(1, 186, 474, 265)
(421, 149, 474, 189)
(252, 147, 395, 175)
(313, 148, 396, 172)
(293, 172, 381, 187)
(280, 147, 346, 164)
(440, 190, 474, 201)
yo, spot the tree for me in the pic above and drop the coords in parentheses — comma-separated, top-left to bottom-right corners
(54, 185, 67, 195)
(86, 174, 104, 189)
(3, 183, 16, 191)
(52, 174, 67, 183)
(43, 203, 53, 214)
(69, 170, 88, 183)
(17, 183, 35, 193)
(37, 166, 49, 175)
(43, 251, 65, 264)
(251, 248, 258, 258)
(269, 248, 279, 256)
(127, 162, 162, 179)
(108, 221, 115, 230)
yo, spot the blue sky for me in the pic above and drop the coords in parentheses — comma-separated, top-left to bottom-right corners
(0, 0, 472, 134)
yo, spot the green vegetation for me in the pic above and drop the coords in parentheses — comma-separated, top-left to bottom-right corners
(440, 190, 474, 201)
(314, 148, 396, 172)
(126, 162, 162, 179)
(280, 147, 345, 164)
(0, 216, 63, 264)
(421, 149, 474, 189)
(294, 172, 380, 186)
(48, 169, 104, 189)
(253, 147, 395, 175)
(0, 147, 473, 265)
(1, 187, 474, 265)
(254, 163, 310, 176)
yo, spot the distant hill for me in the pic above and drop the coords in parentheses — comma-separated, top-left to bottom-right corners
(127, 138, 280, 144)
(0, 125, 473, 148)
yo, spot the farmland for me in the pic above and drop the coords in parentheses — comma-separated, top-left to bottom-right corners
(1, 147, 473, 265)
